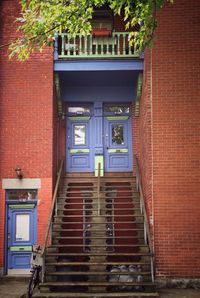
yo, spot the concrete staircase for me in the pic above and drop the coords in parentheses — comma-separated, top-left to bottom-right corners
(33, 175, 158, 297)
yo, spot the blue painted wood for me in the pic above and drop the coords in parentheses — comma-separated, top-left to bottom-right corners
(66, 102, 133, 173)
(54, 32, 59, 60)
(7, 205, 37, 269)
(54, 59, 143, 71)
(58, 70, 139, 103)
(67, 116, 93, 172)
(93, 102, 103, 156)
(61, 86, 136, 103)
(104, 117, 133, 172)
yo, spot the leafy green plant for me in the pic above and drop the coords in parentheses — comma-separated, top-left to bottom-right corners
(9, 0, 174, 60)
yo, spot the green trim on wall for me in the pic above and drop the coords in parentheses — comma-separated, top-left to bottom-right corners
(108, 148, 128, 153)
(95, 156, 104, 177)
(135, 72, 143, 116)
(55, 73, 63, 118)
(10, 246, 32, 252)
(70, 149, 90, 154)
(106, 116, 129, 121)
(68, 116, 91, 121)
(9, 204, 35, 209)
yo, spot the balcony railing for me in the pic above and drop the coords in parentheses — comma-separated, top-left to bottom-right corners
(54, 32, 140, 59)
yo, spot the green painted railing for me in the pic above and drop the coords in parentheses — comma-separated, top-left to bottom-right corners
(54, 32, 140, 59)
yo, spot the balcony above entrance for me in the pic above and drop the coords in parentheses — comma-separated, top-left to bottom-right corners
(54, 32, 141, 60)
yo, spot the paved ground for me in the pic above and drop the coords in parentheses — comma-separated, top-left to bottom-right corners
(0, 276, 28, 298)
(0, 277, 200, 298)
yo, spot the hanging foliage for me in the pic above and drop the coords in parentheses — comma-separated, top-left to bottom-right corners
(8, 0, 174, 60)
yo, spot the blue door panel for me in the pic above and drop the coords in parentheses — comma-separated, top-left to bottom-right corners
(67, 118, 93, 172)
(8, 252, 32, 269)
(104, 117, 132, 172)
(70, 155, 91, 169)
(7, 206, 37, 270)
(8, 209, 35, 247)
(108, 155, 129, 168)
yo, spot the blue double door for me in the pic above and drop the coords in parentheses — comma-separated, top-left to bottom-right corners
(67, 103, 133, 173)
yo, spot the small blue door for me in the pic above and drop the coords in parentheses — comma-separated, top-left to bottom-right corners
(67, 116, 93, 172)
(7, 204, 37, 271)
(104, 116, 132, 172)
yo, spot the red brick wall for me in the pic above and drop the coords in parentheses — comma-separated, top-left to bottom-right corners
(0, 0, 53, 270)
(139, 0, 200, 278)
(138, 49, 153, 223)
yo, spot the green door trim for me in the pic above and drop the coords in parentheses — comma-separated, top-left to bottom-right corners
(9, 246, 32, 252)
(106, 116, 129, 121)
(9, 204, 35, 209)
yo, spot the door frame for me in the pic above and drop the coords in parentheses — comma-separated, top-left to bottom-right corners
(104, 115, 133, 172)
(65, 102, 133, 174)
(4, 191, 37, 274)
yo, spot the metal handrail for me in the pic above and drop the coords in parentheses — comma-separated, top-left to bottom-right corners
(41, 159, 64, 257)
(133, 155, 154, 282)
(97, 162, 101, 216)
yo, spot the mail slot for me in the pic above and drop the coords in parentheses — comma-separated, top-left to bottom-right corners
(70, 149, 90, 154)
(108, 148, 128, 154)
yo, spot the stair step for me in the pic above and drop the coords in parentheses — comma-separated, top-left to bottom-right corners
(54, 215, 143, 218)
(53, 221, 144, 225)
(62, 186, 137, 190)
(46, 271, 151, 276)
(57, 201, 140, 205)
(40, 281, 155, 286)
(49, 244, 149, 248)
(52, 228, 144, 232)
(53, 236, 145, 240)
(46, 253, 151, 257)
(56, 208, 141, 211)
(58, 196, 140, 199)
(33, 292, 159, 297)
(46, 262, 150, 266)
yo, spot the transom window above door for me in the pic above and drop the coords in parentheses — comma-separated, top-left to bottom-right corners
(104, 104, 131, 115)
(67, 105, 91, 115)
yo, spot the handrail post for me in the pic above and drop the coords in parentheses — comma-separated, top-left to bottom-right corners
(97, 162, 101, 216)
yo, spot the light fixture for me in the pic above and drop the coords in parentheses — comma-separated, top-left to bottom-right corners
(15, 166, 23, 179)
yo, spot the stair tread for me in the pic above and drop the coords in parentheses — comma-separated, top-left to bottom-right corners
(33, 292, 158, 297)
(46, 253, 151, 257)
(50, 244, 149, 247)
(56, 208, 141, 211)
(54, 215, 143, 218)
(40, 281, 155, 286)
(53, 221, 144, 224)
(52, 228, 144, 232)
(53, 236, 145, 239)
(46, 271, 151, 275)
(58, 196, 139, 199)
(46, 262, 150, 266)
(57, 201, 140, 205)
